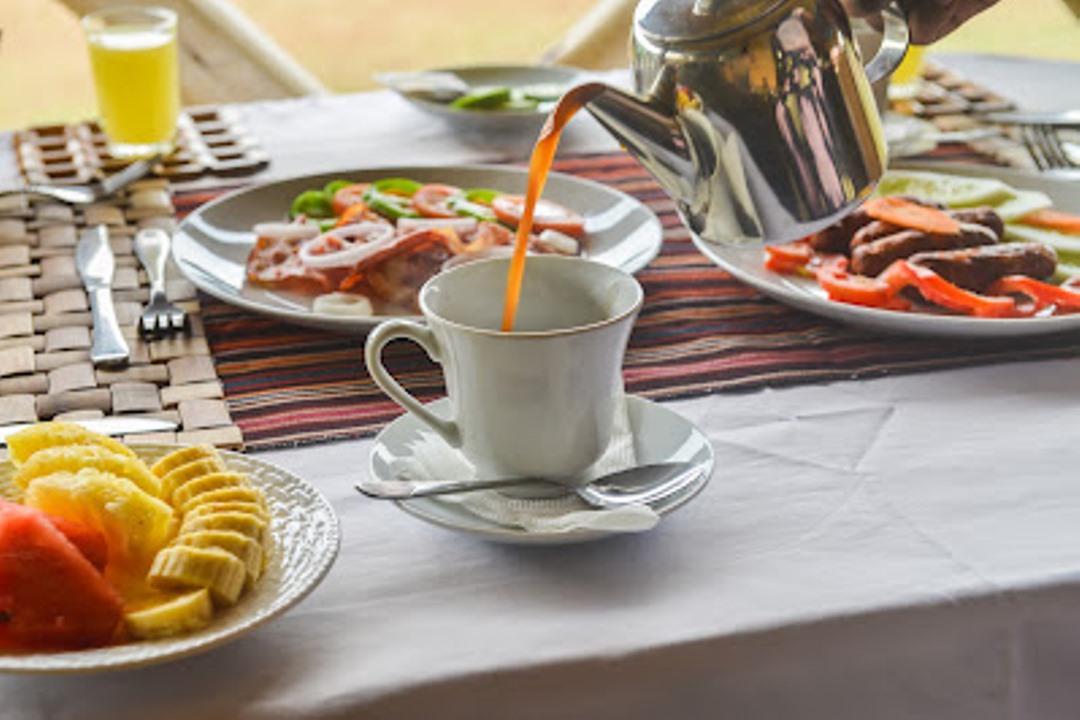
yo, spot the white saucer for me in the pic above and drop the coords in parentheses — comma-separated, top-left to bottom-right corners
(367, 395, 715, 545)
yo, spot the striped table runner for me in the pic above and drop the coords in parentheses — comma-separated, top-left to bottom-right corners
(184, 151, 1080, 451)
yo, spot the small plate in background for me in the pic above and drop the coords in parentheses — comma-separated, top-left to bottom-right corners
(378, 64, 585, 135)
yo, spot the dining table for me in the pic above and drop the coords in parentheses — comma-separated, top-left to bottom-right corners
(4, 51, 1080, 719)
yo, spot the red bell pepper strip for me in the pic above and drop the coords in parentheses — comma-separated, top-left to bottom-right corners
(764, 239, 814, 275)
(986, 275, 1080, 314)
(884, 260, 1020, 318)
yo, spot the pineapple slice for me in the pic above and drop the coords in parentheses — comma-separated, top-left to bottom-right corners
(24, 468, 176, 575)
(12, 444, 161, 497)
(6, 421, 136, 466)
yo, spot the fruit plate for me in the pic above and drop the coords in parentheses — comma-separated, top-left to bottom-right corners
(0, 446, 340, 674)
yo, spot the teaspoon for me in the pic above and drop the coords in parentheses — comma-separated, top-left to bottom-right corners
(355, 461, 704, 510)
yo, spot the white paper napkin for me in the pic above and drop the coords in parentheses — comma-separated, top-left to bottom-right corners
(389, 398, 660, 535)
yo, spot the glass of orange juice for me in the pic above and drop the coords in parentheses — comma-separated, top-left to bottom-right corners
(888, 45, 925, 100)
(82, 6, 179, 159)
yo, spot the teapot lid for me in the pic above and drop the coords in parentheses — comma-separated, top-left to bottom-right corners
(635, 0, 787, 45)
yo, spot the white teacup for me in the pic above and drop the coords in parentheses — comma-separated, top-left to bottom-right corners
(364, 255, 644, 484)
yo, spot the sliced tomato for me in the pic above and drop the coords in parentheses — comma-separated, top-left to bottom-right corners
(863, 196, 961, 236)
(413, 184, 464, 219)
(764, 240, 813, 275)
(331, 183, 370, 216)
(491, 195, 586, 238)
(987, 275, 1080, 314)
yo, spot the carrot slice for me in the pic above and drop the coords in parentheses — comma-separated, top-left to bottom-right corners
(1018, 208, 1080, 235)
(863, 196, 962, 236)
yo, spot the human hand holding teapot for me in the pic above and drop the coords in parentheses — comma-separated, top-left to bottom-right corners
(841, 0, 1003, 44)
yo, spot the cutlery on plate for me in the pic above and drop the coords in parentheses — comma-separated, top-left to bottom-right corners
(356, 461, 705, 509)
(76, 224, 130, 367)
(134, 227, 188, 338)
(0, 417, 178, 445)
(0, 154, 161, 205)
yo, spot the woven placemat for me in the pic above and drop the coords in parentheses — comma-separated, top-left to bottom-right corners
(0, 181, 242, 449)
(890, 61, 1036, 169)
(15, 105, 269, 186)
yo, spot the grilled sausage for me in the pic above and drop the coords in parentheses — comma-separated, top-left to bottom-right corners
(851, 222, 999, 277)
(810, 209, 874, 254)
(948, 207, 1004, 240)
(908, 242, 1058, 293)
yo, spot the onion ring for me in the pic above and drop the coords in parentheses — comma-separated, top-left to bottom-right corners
(298, 221, 395, 269)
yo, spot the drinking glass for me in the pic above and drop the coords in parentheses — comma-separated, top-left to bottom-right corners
(82, 6, 180, 159)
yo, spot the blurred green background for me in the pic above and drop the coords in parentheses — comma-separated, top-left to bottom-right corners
(1, 0, 1078, 130)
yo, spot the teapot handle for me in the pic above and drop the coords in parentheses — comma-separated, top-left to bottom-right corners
(861, 2, 910, 84)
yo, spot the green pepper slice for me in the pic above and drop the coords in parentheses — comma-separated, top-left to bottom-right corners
(323, 179, 354, 197)
(289, 189, 335, 220)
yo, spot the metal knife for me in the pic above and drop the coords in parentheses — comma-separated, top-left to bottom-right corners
(0, 417, 178, 445)
(984, 110, 1080, 128)
(76, 224, 130, 367)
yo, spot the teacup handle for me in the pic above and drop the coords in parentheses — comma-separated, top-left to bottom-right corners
(861, 2, 910, 84)
(364, 319, 462, 448)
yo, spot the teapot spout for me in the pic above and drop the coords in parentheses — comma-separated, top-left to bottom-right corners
(583, 76, 697, 211)
(584, 68, 769, 245)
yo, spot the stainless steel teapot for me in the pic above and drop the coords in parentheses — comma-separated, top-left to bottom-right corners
(584, 0, 909, 245)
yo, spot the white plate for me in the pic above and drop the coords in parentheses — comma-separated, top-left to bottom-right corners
(368, 395, 714, 545)
(692, 163, 1080, 338)
(379, 64, 583, 135)
(174, 164, 663, 333)
(0, 446, 340, 674)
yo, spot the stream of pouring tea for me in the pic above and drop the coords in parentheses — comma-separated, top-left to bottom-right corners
(500, 82, 607, 332)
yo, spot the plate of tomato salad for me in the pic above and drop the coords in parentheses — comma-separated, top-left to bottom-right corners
(172, 164, 663, 333)
(691, 163, 1080, 339)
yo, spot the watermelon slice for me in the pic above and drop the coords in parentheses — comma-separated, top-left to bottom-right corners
(42, 513, 108, 573)
(0, 499, 123, 650)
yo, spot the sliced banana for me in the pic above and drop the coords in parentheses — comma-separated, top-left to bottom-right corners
(160, 457, 230, 503)
(173, 529, 264, 584)
(147, 545, 247, 606)
(184, 501, 269, 523)
(180, 511, 269, 547)
(178, 486, 266, 517)
(124, 589, 214, 639)
(151, 444, 222, 479)
(171, 472, 250, 510)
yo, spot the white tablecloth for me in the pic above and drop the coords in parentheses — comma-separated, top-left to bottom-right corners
(5, 53, 1080, 719)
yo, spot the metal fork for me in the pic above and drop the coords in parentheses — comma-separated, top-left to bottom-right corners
(0, 154, 161, 205)
(133, 227, 188, 338)
(1019, 124, 1080, 171)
